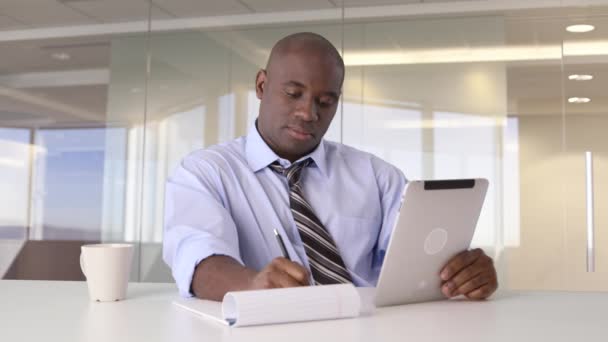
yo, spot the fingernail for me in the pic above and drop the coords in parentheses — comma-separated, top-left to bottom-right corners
(440, 270, 448, 280)
(442, 284, 451, 296)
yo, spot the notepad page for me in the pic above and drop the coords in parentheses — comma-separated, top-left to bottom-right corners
(222, 283, 360, 327)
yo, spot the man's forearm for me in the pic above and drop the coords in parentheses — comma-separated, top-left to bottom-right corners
(191, 255, 257, 301)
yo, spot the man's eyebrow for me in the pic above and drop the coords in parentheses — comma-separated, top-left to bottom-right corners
(282, 81, 305, 88)
(282, 81, 340, 99)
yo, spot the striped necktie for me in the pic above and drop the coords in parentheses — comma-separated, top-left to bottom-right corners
(270, 159, 352, 285)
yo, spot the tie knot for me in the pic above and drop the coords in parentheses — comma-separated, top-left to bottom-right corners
(270, 158, 312, 187)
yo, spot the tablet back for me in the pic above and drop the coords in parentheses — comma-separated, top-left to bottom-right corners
(375, 178, 488, 307)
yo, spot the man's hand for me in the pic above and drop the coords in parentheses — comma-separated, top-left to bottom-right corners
(439, 248, 498, 300)
(248, 257, 310, 289)
(191, 256, 310, 301)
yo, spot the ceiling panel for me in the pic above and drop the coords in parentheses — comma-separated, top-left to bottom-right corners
(152, 0, 251, 18)
(0, 0, 56, 7)
(337, 0, 418, 7)
(0, 15, 25, 30)
(0, 91, 95, 127)
(67, 0, 174, 23)
(0, 37, 111, 75)
(423, 0, 486, 3)
(505, 15, 608, 46)
(0, 1, 97, 27)
(28, 84, 107, 118)
(239, 0, 335, 12)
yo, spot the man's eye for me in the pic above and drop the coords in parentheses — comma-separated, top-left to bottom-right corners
(285, 91, 300, 98)
(318, 99, 335, 108)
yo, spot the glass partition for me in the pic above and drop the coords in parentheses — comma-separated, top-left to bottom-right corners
(342, 16, 508, 260)
(2, 0, 608, 292)
(0, 1, 150, 280)
(562, 14, 608, 291)
(504, 15, 569, 290)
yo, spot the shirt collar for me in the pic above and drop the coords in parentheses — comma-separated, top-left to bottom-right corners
(245, 121, 328, 177)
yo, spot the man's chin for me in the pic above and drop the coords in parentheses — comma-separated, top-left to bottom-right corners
(283, 142, 318, 159)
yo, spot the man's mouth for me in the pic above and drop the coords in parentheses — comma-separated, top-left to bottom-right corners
(286, 126, 314, 140)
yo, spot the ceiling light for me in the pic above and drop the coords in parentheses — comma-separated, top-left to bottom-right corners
(343, 45, 562, 66)
(568, 97, 591, 103)
(130, 87, 142, 93)
(566, 24, 595, 33)
(51, 52, 70, 60)
(568, 74, 594, 81)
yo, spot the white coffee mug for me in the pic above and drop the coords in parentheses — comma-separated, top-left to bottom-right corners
(80, 244, 134, 302)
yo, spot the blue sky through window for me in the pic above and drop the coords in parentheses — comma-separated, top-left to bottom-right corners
(35, 127, 126, 240)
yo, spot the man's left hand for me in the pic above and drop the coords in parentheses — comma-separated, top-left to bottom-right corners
(439, 248, 498, 300)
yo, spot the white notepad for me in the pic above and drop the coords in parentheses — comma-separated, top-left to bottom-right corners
(173, 284, 362, 327)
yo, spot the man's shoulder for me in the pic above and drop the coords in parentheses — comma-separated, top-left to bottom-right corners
(323, 140, 405, 177)
(181, 136, 247, 171)
(324, 140, 394, 166)
(323, 139, 373, 159)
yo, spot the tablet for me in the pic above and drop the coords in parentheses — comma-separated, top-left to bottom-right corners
(374, 178, 488, 307)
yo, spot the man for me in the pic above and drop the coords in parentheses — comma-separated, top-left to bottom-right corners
(163, 32, 498, 302)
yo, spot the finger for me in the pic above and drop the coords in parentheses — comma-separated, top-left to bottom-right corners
(269, 269, 307, 288)
(454, 273, 490, 297)
(440, 248, 483, 281)
(271, 257, 309, 285)
(441, 283, 452, 298)
(441, 266, 482, 298)
(443, 257, 489, 296)
(465, 283, 495, 300)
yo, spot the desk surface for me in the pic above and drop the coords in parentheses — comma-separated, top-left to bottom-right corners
(1, 280, 607, 342)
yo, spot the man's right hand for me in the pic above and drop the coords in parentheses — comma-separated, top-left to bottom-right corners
(248, 257, 310, 289)
(191, 255, 310, 301)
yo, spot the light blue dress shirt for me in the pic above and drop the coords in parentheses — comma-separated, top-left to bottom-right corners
(163, 123, 407, 297)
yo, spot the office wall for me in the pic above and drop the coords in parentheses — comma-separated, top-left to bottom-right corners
(509, 113, 608, 290)
(562, 115, 608, 290)
(508, 114, 567, 290)
(2, 1, 607, 290)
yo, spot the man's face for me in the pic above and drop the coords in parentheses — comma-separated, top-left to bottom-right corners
(255, 49, 343, 162)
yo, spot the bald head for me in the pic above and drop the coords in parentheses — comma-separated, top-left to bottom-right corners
(266, 32, 345, 86)
(254, 32, 344, 162)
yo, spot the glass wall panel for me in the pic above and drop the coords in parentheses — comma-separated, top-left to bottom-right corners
(0, 128, 30, 240)
(562, 14, 608, 291)
(3, 0, 608, 291)
(30, 127, 127, 241)
(0, 128, 31, 277)
(342, 17, 508, 277)
(142, 19, 347, 281)
(502, 15, 568, 291)
(142, 6, 605, 289)
(0, 1, 150, 280)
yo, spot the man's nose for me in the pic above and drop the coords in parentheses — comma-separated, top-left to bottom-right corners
(294, 98, 318, 121)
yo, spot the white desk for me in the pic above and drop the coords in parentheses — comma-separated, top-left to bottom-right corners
(1, 280, 607, 342)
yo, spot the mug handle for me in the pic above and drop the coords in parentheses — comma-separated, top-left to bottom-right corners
(80, 253, 87, 278)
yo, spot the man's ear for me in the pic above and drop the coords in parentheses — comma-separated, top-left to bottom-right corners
(255, 69, 267, 100)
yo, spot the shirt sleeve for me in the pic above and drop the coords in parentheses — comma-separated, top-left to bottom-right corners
(370, 156, 408, 274)
(163, 155, 243, 297)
